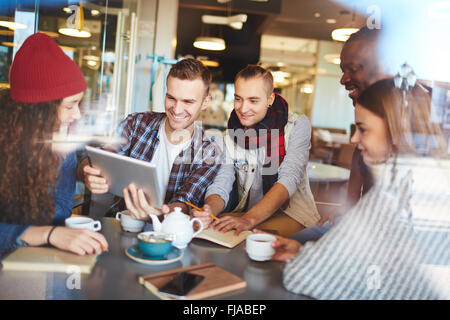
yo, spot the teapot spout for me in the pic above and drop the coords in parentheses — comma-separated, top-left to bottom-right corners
(149, 213, 162, 232)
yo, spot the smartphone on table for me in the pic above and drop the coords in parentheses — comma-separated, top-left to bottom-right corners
(158, 271, 205, 299)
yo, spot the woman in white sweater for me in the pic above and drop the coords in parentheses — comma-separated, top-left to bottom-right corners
(258, 78, 449, 299)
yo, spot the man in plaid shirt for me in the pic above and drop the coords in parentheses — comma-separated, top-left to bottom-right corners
(81, 59, 223, 218)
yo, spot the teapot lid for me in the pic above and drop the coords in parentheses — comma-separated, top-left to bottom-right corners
(169, 207, 185, 217)
(173, 207, 183, 213)
(166, 206, 188, 221)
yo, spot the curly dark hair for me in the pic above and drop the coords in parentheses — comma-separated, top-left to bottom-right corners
(0, 89, 62, 225)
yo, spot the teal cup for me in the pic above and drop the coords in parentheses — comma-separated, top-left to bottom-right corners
(137, 231, 173, 259)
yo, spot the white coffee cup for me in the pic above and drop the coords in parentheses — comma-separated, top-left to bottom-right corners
(246, 233, 277, 262)
(116, 210, 146, 233)
(65, 217, 102, 231)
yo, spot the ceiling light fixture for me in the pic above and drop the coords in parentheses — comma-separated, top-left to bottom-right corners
(193, 36, 226, 51)
(301, 83, 314, 94)
(0, 20, 27, 30)
(0, 30, 14, 36)
(202, 14, 247, 30)
(273, 75, 287, 83)
(273, 77, 290, 87)
(83, 55, 100, 61)
(58, 27, 91, 38)
(200, 59, 220, 67)
(2, 40, 75, 52)
(1, 41, 17, 47)
(271, 69, 291, 86)
(195, 1, 238, 51)
(331, 9, 358, 42)
(59, 45, 75, 52)
(331, 27, 359, 42)
(271, 71, 291, 78)
(324, 53, 341, 65)
(38, 30, 59, 38)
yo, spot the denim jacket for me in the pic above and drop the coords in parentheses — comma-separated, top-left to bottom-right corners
(0, 151, 77, 252)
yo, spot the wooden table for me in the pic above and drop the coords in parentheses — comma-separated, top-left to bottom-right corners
(308, 162, 350, 208)
(0, 199, 311, 300)
(308, 162, 350, 183)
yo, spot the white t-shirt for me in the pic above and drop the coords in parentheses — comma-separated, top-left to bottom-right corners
(150, 120, 191, 201)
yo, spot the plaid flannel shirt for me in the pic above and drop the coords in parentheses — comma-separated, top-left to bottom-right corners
(114, 112, 222, 207)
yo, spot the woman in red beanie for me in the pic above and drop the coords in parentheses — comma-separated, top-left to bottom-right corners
(0, 33, 108, 255)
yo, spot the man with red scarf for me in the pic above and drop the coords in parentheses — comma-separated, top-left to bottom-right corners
(192, 65, 319, 236)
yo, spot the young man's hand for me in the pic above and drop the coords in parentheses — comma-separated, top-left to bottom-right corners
(211, 215, 253, 235)
(123, 183, 170, 221)
(191, 204, 216, 229)
(83, 165, 109, 194)
(317, 211, 337, 226)
(253, 229, 301, 262)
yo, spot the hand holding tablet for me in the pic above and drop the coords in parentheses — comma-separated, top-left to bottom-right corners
(83, 164, 109, 194)
(122, 183, 171, 221)
(84, 146, 164, 209)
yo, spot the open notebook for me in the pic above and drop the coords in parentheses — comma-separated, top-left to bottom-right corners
(1, 247, 99, 274)
(194, 228, 253, 248)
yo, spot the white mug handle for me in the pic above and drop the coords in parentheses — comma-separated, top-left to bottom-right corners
(115, 212, 122, 221)
(92, 221, 102, 232)
(191, 218, 204, 237)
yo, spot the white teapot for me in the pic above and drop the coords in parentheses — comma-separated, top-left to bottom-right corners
(149, 207, 204, 249)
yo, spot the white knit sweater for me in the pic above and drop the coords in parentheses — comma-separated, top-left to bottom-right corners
(283, 157, 450, 299)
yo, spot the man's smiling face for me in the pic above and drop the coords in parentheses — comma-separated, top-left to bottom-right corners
(340, 39, 386, 105)
(164, 76, 209, 137)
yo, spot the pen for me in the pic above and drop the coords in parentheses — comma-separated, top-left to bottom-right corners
(185, 201, 219, 221)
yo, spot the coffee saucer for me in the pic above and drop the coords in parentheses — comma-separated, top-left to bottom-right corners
(125, 245, 183, 265)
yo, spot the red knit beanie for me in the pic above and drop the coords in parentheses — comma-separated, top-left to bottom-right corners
(9, 32, 87, 103)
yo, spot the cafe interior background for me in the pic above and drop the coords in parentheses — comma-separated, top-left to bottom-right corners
(1, 0, 449, 215)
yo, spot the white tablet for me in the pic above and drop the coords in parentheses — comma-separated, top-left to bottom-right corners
(85, 146, 163, 209)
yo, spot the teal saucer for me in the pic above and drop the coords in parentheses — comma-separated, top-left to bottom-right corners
(125, 245, 183, 265)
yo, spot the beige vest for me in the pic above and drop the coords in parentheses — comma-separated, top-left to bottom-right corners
(224, 113, 320, 228)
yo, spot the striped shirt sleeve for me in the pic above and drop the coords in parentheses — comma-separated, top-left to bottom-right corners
(283, 162, 447, 299)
